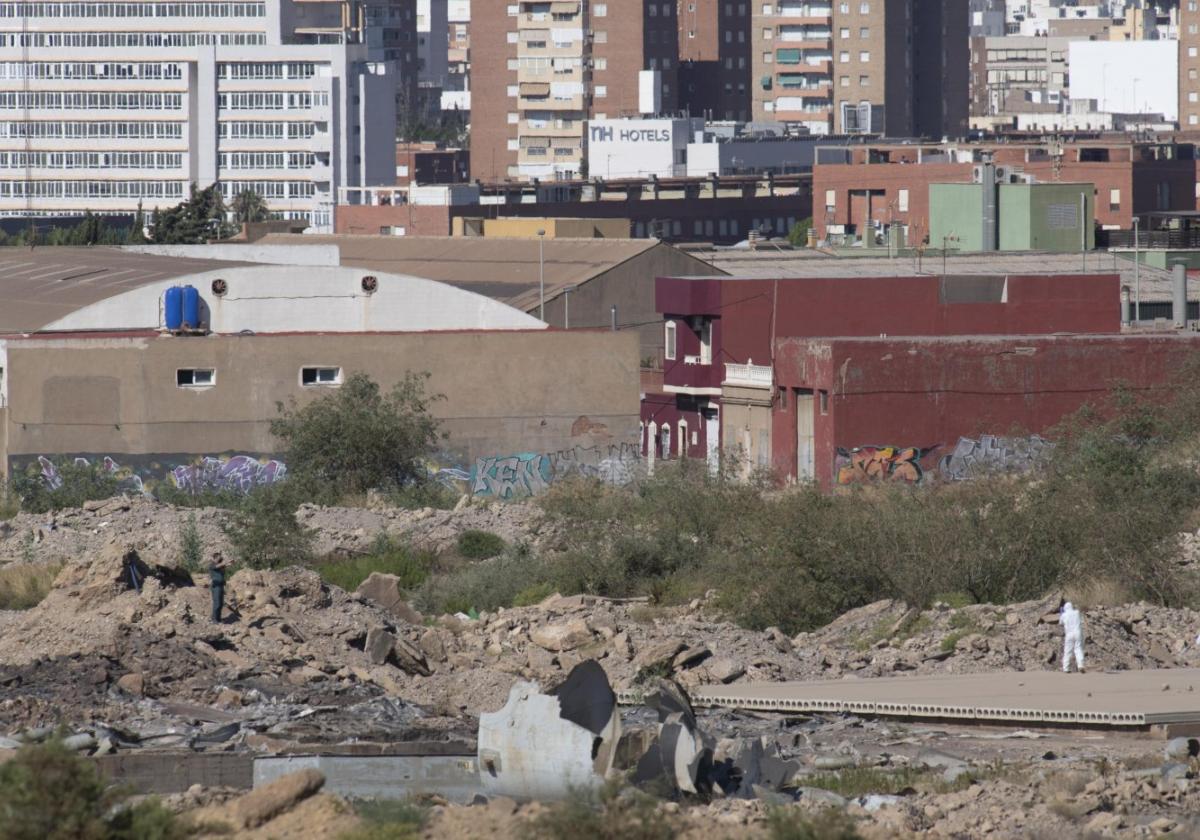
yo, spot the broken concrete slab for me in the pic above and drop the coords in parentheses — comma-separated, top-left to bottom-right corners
(364, 627, 395, 666)
(355, 573, 423, 625)
(477, 660, 621, 802)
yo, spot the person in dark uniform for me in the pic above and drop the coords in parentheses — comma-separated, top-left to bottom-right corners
(209, 550, 229, 623)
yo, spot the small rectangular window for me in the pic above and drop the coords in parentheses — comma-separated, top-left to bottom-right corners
(177, 368, 215, 388)
(664, 321, 677, 360)
(301, 366, 342, 386)
(819, 390, 830, 415)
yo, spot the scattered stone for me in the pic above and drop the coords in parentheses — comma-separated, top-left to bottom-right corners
(355, 573, 423, 625)
(364, 627, 395, 666)
(116, 672, 144, 696)
(530, 619, 593, 653)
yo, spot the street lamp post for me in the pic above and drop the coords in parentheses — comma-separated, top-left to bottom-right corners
(1132, 215, 1140, 323)
(537, 229, 546, 321)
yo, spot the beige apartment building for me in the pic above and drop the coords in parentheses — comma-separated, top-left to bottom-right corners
(471, 0, 679, 182)
(1182, 0, 1200, 129)
(753, 0, 967, 138)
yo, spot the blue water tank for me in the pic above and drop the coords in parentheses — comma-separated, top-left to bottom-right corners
(164, 286, 183, 332)
(182, 285, 201, 330)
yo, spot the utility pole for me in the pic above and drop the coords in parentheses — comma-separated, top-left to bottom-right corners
(537, 229, 546, 321)
(1132, 215, 1141, 323)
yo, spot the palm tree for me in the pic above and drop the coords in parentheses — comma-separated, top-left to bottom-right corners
(232, 189, 270, 225)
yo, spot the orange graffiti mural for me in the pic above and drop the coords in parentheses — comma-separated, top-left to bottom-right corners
(835, 445, 933, 485)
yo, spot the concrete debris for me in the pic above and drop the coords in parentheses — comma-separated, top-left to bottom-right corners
(477, 660, 621, 801)
(355, 573, 423, 625)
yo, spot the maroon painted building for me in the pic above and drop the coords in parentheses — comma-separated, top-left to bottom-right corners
(640, 271, 1200, 486)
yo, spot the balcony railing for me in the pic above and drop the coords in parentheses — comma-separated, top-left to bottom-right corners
(723, 361, 773, 389)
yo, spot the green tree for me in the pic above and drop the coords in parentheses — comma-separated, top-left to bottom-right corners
(150, 184, 235, 244)
(127, 200, 148, 244)
(269, 372, 442, 497)
(787, 217, 813, 248)
(231, 189, 270, 225)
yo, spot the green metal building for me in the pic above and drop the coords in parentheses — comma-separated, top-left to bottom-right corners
(930, 180, 1094, 253)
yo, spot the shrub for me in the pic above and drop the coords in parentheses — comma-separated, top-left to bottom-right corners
(0, 740, 189, 840)
(314, 534, 433, 593)
(456, 529, 506, 560)
(386, 481, 460, 511)
(179, 513, 204, 573)
(413, 550, 556, 616)
(10, 460, 119, 514)
(270, 372, 442, 498)
(223, 482, 314, 570)
(341, 799, 428, 840)
(765, 807, 862, 840)
(0, 563, 62, 610)
(0, 481, 18, 520)
(532, 783, 675, 840)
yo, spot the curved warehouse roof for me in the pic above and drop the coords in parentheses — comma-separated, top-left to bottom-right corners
(0, 247, 546, 334)
(0, 247, 250, 333)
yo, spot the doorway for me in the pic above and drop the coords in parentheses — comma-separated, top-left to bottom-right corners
(795, 389, 814, 481)
(703, 407, 719, 474)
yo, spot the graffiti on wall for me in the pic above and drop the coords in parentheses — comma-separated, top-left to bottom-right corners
(471, 443, 642, 500)
(170, 455, 288, 494)
(22, 453, 287, 497)
(937, 435, 1054, 481)
(835, 445, 932, 485)
(37, 455, 146, 495)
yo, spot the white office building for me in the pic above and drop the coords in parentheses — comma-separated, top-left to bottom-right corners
(0, 0, 399, 232)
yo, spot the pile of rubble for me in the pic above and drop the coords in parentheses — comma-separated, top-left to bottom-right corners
(0, 495, 558, 567)
(296, 499, 561, 556)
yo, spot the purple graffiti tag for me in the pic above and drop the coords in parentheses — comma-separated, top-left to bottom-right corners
(171, 455, 288, 495)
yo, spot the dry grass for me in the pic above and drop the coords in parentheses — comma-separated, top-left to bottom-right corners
(0, 563, 61, 610)
(1063, 577, 1135, 610)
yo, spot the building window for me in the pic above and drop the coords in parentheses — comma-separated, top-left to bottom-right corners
(839, 27, 849, 39)
(665, 321, 677, 360)
(594, 30, 607, 43)
(595, 85, 607, 97)
(594, 2, 606, 14)
(819, 390, 829, 414)
(859, 74, 869, 86)
(177, 368, 215, 388)
(678, 420, 688, 457)
(301, 366, 342, 386)
(898, 188, 909, 212)
(1109, 188, 1121, 211)
(824, 188, 836, 210)
(859, 51, 870, 62)
(839, 51, 849, 63)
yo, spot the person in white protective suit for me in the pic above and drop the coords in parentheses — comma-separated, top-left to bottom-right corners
(1059, 601, 1085, 673)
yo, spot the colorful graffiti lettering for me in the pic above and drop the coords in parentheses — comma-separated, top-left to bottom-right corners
(37, 455, 146, 495)
(938, 435, 1054, 481)
(471, 444, 642, 499)
(170, 455, 288, 494)
(835, 445, 932, 485)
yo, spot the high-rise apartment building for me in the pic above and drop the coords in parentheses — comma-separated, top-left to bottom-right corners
(1182, 0, 1200, 128)
(752, 1, 834, 133)
(678, 0, 752, 121)
(753, 0, 967, 138)
(471, 0, 678, 182)
(0, 0, 400, 231)
(443, 0, 470, 112)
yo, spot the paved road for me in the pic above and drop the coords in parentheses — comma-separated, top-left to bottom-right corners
(685, 669, 1200, 727)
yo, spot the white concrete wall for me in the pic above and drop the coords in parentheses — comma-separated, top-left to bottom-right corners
(44, 266, 548, 333)
(1069, 40, 1178, 120)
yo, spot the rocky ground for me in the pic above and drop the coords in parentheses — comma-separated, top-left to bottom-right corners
(4, 499, 1200, 837)
(0, 495, 558, 567)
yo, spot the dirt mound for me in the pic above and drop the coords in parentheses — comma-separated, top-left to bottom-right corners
(296, 498, 560, 556)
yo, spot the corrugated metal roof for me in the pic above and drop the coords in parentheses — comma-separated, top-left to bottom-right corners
(254, 234, 670, 310)
(0, 246, 249, 333)
(688, 249, 1175, 299)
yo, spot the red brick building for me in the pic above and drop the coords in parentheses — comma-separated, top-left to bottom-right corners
(641, 270, 1200, 487)
(813, 140, 1198, 245)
